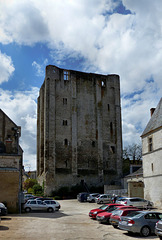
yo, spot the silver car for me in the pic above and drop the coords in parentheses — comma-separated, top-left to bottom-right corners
(95, 194, 112, 204)
(87, 193, 100, 203)
(43, 200, 60, 210)
(24, 200, 56, 213)
(155, 219, 162, 239)
(116, 197, 153, 208)
(119, 211, 162, 237)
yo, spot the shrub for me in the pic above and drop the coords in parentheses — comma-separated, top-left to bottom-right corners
(33, 184, 43, 195)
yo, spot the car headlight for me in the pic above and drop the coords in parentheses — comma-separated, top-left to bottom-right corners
(100, 216, 105, 219)
(94, 211, 98, 214)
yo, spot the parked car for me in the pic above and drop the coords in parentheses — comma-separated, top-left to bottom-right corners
(116, 197, 153, 208)
(119, 211, 162, 237)
(109, 208, 140, 228)
(96, 205, 137, 224)
(89, 203, 122, 219)
(155, 219, 162, 239)
(43, 200, 60, 210)
(95, 194, 112, 204)
(36, 197, 53, 201)
(87, 193, 100, 203)
(23, 200, 56, 213)
(77, 192, 89, 202)
(0, 202, 7, 216)
(24, 194, 36, 202)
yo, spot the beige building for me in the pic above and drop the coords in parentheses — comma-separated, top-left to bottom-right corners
(37, 65, 123, 195)
(0, 109, 23, 213)
(141, 98, 162, 208)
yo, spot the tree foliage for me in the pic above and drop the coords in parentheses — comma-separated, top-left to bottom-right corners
(23, 179, 37, 191)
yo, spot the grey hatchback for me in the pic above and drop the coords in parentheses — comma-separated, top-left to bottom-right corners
(119, 211, 162, 237)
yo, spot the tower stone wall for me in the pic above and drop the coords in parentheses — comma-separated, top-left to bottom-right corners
(37, 65, 123, 195)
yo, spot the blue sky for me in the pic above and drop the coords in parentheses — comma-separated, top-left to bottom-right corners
(0, 0, 161, 171)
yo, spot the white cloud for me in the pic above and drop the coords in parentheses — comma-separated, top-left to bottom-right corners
(0, 51, 15, 84)
(32, 59, 48, 76)
(0, 87, 39, 170)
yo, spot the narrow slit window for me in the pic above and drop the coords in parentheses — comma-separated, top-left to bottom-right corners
(151, 163, 154, 171)
(63, 120, 68, 126)
(64, 139, 68, 146)
(92, 141, 95, 147)
(148, 137, 153, 152)
(108, 104, 110, 111)
(63, 98, 67, 105)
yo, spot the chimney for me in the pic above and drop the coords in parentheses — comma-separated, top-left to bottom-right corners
(150, 108, 155, 117)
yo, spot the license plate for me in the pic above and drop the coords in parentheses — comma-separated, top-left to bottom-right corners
(111, 221, 116, 224)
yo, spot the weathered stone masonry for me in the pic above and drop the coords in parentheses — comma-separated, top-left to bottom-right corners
(37, 65, 123, 195)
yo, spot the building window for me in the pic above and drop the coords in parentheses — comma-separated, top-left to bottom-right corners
(63, 120, 68, 126)
(64, 139, 68, 145)
(64, 70, 69, 81)
(148, 137, 153, 152)
(92, 141, 95, 147)
(63, 98, 67, 105)
(108, 104, 110, 111)
(110, 146, 115, 154)
(101, 80, 106, 87)
(151, 163, 154, 171)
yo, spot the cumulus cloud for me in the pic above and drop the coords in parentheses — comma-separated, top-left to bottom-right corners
(0, 87, 39, 170)
(0, 51, 15, 84)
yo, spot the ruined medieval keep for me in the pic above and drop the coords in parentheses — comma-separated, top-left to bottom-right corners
(37, 65, 123, 195)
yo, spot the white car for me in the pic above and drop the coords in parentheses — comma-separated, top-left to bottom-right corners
(43, 200, 60, 210)
(116, 197, 153, 208)
(24, 200, 56, 212)
(95, 194, 112, 204)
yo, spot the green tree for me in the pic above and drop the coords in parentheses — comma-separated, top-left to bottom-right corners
(23, 179, 37, 191)
(33, 184, 43, 195)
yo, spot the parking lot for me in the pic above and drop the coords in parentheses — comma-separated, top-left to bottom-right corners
(0, 199, 160, 240)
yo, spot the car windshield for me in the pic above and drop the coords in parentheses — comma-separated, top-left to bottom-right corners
(99, 205, 108, 210)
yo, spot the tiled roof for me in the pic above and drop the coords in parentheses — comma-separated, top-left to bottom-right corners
(141, 98, 162, 136)
(125, 167, 143, 178)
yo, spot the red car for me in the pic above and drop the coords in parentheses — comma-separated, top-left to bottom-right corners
(96, 205, 138, 224)
(89, 203, 123, 219)
(109, 208, 140, 228)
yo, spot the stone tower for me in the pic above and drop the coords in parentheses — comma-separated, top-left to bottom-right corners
(37, 65, 122, 195)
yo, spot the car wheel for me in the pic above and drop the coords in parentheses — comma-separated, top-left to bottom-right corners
(140, 226, 150, 237)
(25, 207, 31, 213)
(100, 201, 103, 204)
(92, 199, 95, 203)
(47, 207, 54, 213)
